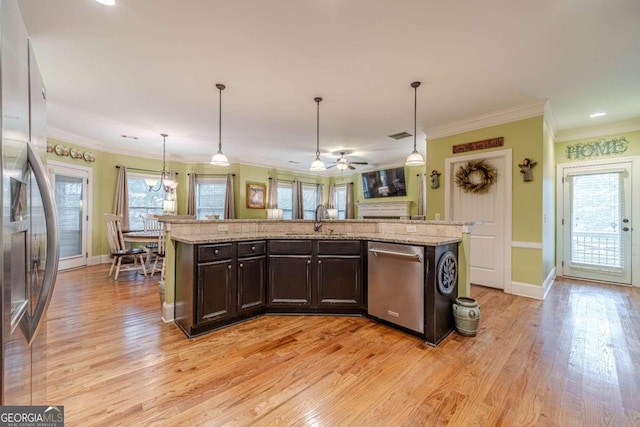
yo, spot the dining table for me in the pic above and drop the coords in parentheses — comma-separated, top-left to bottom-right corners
(122, 230, 162, 267)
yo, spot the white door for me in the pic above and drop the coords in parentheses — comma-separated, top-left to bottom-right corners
(448, 154, 508, 289)
(562, 162, 632, 284)
(49, 162, 91, 270)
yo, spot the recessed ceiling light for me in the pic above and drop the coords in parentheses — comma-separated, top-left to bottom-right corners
(95, 0, 115, 6)
(590, 112, 606, 118)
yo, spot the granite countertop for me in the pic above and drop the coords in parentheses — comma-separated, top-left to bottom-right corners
(171, 231, 461, 246)
(159, 217, 476, 226)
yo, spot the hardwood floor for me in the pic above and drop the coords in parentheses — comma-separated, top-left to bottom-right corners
(44, 265, 640, 426)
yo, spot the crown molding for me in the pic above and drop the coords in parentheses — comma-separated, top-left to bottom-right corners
(425, 100, 547, 140)
(48, 126, 189, 162)
(554, 117, 640, 142)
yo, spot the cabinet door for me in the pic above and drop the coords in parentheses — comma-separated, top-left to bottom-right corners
(197, 261, 235, 324)
(268, 256, 312, 306)
(238, 256, 266, 313)
(316, 256, 362, 308)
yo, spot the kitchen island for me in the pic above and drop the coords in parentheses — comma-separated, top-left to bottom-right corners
(162, 219, 475, 345)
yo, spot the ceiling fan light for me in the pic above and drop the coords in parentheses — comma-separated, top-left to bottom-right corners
(405, 149, 425, 166)
(310, 156, 326, 171)
(336, 161, 349, 171)
(210, 150, 230, 166)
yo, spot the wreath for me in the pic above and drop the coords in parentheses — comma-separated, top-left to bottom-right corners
(455, 160, 497, 193)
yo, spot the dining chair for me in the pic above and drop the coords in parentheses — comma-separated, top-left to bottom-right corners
(140, 214, 161, 253)
(104, 213, 147, 280)
(148, 226, 166, 281)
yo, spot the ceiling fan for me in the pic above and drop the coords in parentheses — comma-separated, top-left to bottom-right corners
(327, 152, 369, 171)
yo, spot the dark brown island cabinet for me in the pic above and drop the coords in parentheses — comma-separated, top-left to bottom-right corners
(174, 238, 457, 346)
(267, 240, 364, 313)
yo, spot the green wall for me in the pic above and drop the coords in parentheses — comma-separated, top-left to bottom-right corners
(45, 138, 383, 258)
(426, 116, 550, 286)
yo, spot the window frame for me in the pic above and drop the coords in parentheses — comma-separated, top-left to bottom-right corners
(195, 176, 227, 220)
(126, 171, 169, 230)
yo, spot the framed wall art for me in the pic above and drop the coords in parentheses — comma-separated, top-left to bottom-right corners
(246, 183, 266, 209)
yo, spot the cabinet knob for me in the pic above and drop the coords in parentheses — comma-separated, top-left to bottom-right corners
(307, 259, 311, 265)
(227, 264, 232, 270)
(251, 246, 256, 251)
(318, 260, 322, 264)
(239, 263, 244, 268)
(214, 249, 219, 255)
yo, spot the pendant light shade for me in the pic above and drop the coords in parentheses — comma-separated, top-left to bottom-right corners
(210, 83, 230, 166)
(405, 81, 425, 167)
(310, 97, 326, 171)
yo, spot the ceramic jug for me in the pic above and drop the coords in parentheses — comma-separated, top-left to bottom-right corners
(453, 297, 480, 336)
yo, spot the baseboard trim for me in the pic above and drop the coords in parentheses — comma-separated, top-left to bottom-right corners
(161, 302, 174, 323)
(542, 267, 556, 300)
(89, 255, 112, 265)
(511, 281, 544, 300)
(511, 267, 556, 300)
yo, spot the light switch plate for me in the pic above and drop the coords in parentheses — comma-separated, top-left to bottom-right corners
(217, 224, 229, 232)
(406, 225, 417, 233)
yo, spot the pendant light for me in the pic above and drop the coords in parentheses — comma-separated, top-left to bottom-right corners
(310, 97, 326, 171)
(145, 133, 178, 192)
(210, 83, 230, 166)
(405, 81, 426, 167)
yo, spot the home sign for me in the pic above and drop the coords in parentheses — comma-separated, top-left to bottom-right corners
(566, 137, 629, 160)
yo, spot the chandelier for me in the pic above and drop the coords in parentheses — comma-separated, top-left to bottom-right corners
(145, 133, 178, 192)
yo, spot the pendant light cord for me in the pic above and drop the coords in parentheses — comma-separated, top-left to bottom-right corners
(218, 86, 223, 152)
(316, 97, 321, 157)
(413, 85, 417, 151)
(161, 133, 168, 178)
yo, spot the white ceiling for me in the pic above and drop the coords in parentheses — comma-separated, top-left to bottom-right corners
(18, 0, 640, 174)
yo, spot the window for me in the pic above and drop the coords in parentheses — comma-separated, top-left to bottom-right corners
(277, 181, 293, 219)
(195, 177, 226, 219)
(302, 184, 318, 220)
(333, 184, 347, 219)
(127, 172, 167, 230)
(276, 181, 319, 219)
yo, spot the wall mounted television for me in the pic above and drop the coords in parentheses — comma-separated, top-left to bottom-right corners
(362, 167, 407, 199)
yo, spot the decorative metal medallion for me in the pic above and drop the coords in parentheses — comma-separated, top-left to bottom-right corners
(437, 251, 458, 295)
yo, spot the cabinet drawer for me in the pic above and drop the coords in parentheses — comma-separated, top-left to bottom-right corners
(238, 240, 266, 257)
(269, 240, 313, 255)
(318, 240, 361, 255)
(197, 243, 233, 262)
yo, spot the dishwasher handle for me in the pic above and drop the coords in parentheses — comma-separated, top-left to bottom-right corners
(368, 248, 423, 263)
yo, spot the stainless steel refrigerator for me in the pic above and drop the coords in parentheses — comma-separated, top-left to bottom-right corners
(1, 0, 59, 405)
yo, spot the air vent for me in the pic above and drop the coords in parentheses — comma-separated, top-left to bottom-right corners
(120, 134, 139, 140)
(388, 131, 412, 140)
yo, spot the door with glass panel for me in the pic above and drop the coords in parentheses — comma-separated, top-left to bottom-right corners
(562, 162, 632, 284)
(49, 163, 90, 271)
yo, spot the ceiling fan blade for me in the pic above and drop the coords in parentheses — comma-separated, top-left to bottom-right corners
(348, 164, 356, 170)
(326, 164, 337, 169)
(350, 161, 368, 165)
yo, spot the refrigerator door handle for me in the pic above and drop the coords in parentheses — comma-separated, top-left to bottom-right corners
(27, 141, 60, 344)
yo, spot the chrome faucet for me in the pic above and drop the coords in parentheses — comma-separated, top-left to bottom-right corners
(314, 204, 328, 232)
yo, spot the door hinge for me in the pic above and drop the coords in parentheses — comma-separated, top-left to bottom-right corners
(86, 252, 88, 258)
(562, 177, 565, 184)
(86, 178, 89, 184)
(562, 260, 564, 267)
(561, 218, 564, 225)
(86, 215, 89, 221)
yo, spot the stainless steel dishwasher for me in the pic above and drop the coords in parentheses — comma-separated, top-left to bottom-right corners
(368, 242, 425, 334)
